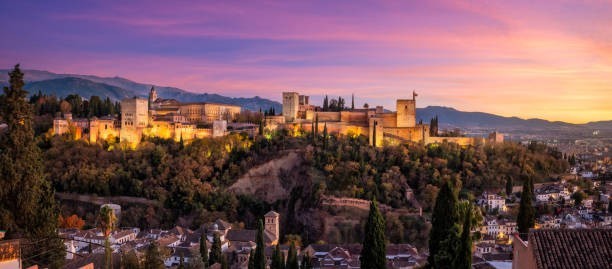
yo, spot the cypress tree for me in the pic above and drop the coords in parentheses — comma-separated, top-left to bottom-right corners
(323, 95, 328, 110)
(254, 220, 266, 269)
(143, 242, 165, 269)
(456, 206, 473, 269)
(248, 249, 255, 269)
(517, 177, 535, 235)
(300, 254, 313, 269)
(271, 244, 283, 269)
(0, 65, 64, 268)
(322, 123, 328, 149)
(200, 233, 209, 267)
(428, 180, 459, 268)
(505, 176, 513, 196)
(351, 93, 355, 110)
(287, 242, 299, 269)
(259, 117, 264, 136)
(210, 233, 222, 265)
(360, 199, 386, 269)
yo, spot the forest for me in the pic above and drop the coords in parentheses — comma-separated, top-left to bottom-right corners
(41, 128, 568, 248)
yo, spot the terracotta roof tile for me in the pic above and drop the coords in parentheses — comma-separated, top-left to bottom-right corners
(529, 229, 612, 269)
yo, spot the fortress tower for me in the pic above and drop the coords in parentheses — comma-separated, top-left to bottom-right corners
(120, 97, 149, 146)
(264, 211, 280, 244)
(396, 91, 417, 128)
(282, 92, 299, 122)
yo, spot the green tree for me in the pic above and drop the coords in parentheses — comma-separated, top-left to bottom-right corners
(517, 178, 535, 234)
(178, 254, 185, 269)
(210, 233, 222, 265)
(200, 233, 209, 267)
(121, 251, 141, 269)
(254, 219, 266, 269)
(360, 199, 386, 269)
(455, 206, 473, 269)
(0, 65, 64, 268)
(351, 94, 355, 110)
(143, 242, 165, 269)
(571, 191, 586, 206)
(271, 244, 284, 269)
(286, 242, 298, 269)
(505, 176, 513, 196)
(300, 254, 312, 269)
(99, 205, 117, 269)
(248, 249, 255, 269)
(323, 95, 329, 110)
(428, 180, 459, 268)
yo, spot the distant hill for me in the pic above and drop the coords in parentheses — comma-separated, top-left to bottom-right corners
(0, 69, 282, 112)
(416, 106, 612, 134)
(24, 77, 135, 100)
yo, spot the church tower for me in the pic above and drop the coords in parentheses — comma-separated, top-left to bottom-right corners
(264, 211, 280, 244)
(149, 86, 158, 106)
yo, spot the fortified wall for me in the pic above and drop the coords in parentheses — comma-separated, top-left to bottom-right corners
(279, 91, 502, 147)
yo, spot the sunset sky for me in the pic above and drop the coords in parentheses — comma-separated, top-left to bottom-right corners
(1, 0, 611, 123)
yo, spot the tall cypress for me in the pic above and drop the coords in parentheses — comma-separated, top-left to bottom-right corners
(428, 180, 459, 268)
(505, 176, 513, 196)
(271, 244, 283, 269)
(360, 199, 386, 269)
(300, 254, 313, 269)
(248, 249, 255, 269)
(286, 242, 298, 269)
(351, 94, 355, 110)
(200, 233, 209, 267)
(143, 242, 165, 269)
(210, 233, 222, 265)
(254, 219, 266, 269)
(517, 177, 535, 235)
(456, 206, 473, 269)
(0, 65, 64, 268)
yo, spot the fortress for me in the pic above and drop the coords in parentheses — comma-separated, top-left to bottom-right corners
(53, 87, 242, 147)
(277, 91, 503, 147)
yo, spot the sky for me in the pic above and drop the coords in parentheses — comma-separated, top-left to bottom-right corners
(1, 0, 611, 123)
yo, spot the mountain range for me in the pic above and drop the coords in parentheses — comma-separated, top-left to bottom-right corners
(1, 69, 610, 137)
(0, 69, 282, 112)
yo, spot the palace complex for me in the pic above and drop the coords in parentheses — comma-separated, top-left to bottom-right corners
(276, 91, 503, 147)
(52, 87, 242, 146)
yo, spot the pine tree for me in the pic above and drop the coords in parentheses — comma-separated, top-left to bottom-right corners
(210, 233, 222, 265)
(0, 65, 64, 268)
(360, 199, 386, 269)
(286, 242, 299, 269)
(254, 220, 266, 269)
(517, 177, 535, 235)
(143, 242, 165, 269)
(428, 180, 459, 268)
(200, 233, 209, 267)
(455, 206, 473, 269)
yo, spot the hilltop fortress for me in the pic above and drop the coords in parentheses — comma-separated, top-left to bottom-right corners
(53, 87, 243, 146)
(276, 91, 502, 147)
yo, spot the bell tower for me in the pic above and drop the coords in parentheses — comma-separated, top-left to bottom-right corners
(264, 211, 280, 244)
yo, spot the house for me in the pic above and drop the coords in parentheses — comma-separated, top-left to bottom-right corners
(512, 229, 612, 269)
(479, 192, 506, 212)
